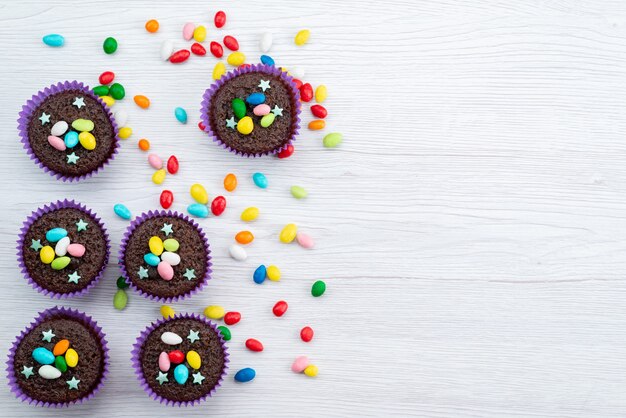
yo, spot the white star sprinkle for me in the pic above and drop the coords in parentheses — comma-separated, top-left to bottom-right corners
(39, 112, 51, 125)
(271, 105, 283, 117)
(66, 152, 79, 164)
(187, 330, 200, 343)
(225, 117, 237, 130)
(72, 97, 85, 109)
(41, 329, 55, 342)
(156, 371, 168, 385)
(258, 80, 271, 92)
(138, 266, 149, 279)
(161, 223, 173, 236)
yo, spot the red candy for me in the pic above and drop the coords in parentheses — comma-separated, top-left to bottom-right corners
(224, 311, 241, 325)
(169, 49, 190, 63)
(210, 41, 223, 58)
(310, 104, 327, 119)
(223, 35, 239, 51)
(99, 71, 115, 85)
(245, 338, 264, 352)
(160, 190, 174, 209)
(214, 11, 226, 28)
(277, 144, 294, 159)
(300, 326, 314, 342)
(292, 78, 303, 90)
(168, 350, 184, 364)
(198, 121, 206, 131)
(191, 43, 206, 56)
(211, 196, 226, 216)
(166, 156, 179, 174)
(272, 301, 288, 317)
(300, 83, 313, 102)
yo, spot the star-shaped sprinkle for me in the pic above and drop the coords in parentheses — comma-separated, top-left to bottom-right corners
(66, 377, 80, 389)
(72, 97, 86, 109)
(42, 329, 55, 342)
(225, 117, 237, 130)
(68, 271, 81, 284)
(66, 152, 79, 164)
(39, 112, 51, 125)
(138, 266, 149, 279)
(156, 371, 168, 385)
(192, 372, 205, 385)
(183, 269, 196, 281)
(271, 105, 283, 117)
(161, 223, 173, 236)
(30, 239, 43, 251)
(76, 219, 88, 232)
(187, 330, 200, 343)
(21, 366, 34, 379)
(258, 80, 271, 92)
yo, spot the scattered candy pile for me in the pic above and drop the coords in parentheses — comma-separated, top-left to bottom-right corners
(156, 330, 207, 386)
(30, 225, 87, 284)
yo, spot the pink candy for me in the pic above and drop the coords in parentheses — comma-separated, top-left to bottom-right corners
(47, 135, 66, 151)
(157, 261, 174, 281)
(291, 356, 310, 373)
(296, 232, 314, 249)
(148, 154, 162, 169)
(67, 243, 85, 257)
(182, 22, 195, 40)
(159, 351, 170, 372)
(253, 104, 271, 116)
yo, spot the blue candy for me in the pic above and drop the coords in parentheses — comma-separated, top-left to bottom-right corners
(174, 364, 189, 384)
(144, 253, 160, 267)
(260, 54, 275, 66)
(253, 265, 266, 284)
(32, 347, 55, 365)
(42, 34, 64, 47)
(234, 367, 256, 383)
(64, 131, 79, 148)
(252, 172, 268, 189)
(174, 107, 187, 124)
(45, 228, 67, 243)
(187, 203, 209, 218)
(246, 93, 265, 106)
(113, 204, 132, 220)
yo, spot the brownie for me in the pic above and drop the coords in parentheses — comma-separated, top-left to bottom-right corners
(21, 207, 108, 295)
(12, 314, 105, 404)
(26, 90, 116, 177)
(123, 216, 209, 299)
(208, 71, 297, 155)
(138, 318, 226, 403)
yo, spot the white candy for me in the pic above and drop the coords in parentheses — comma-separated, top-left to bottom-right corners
(228, 244, 247, 261)
(291, 66, 305, 79)
(161, 331, 183, 345)
(50, 121, 68, 137)
(54, 236, 70, 256)
(38, 365, 61, 380)
(114, 110, 128, 127)
(161, 40, 174, 61)
(161, 251, 180, 266)
(260, 32, 272, 52)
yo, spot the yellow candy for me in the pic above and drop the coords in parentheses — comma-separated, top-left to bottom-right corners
(227, 51, 246, 66)
(78, 131, 96, 150)
(40, 246, 55, 264)
(279, 223, 298, 243)
(160, 305, 175, 318)
(101, 95, 115, 107)
(193, 25, 206, 42)
(118, 127, 132, 139)
(237, 116, 253, 135)
(294, 29, 310, 46)
(190, 183, 208, 205)
(304, 364, 318, 377)
(315, 85, 327, 103)
(149, 236, 164, 256)
(267, 265, 281, 281)
(65, 348, 78, 368)
(186, 350, 201, 369)
(241, 207, 259, 222)
(213, 62, 226, 80)
(204, 305, 225, 320)
(152, 168, 166, 184)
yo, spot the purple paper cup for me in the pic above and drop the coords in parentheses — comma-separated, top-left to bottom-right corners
(118, 210, 212, 303)
(131, 313, 229, 406)
(16, 199, 110, 299)
(199, 63, 301, 158)
(17, 80, 120, 182)
(6, 306, 110, 407)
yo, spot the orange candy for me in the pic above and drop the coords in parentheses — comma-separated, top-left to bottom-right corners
(53, 339, 70, 356)
(138, 139, 150, 151)
(308, 120, 325, 130)
(134, 95, 151, 109)
(235, 231, 254, 245)
(145, 19, 159, 33)
(224, 173, 237, 192)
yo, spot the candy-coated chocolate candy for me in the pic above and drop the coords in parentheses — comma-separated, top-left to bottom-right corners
(223, 173, 237, 191)
(138, 138, 150, 151)
(186, 351, 201, 369)
(46, 228, 67, 242)
(161, 251, 181, 266)
(260, 113, 275, 128)
(161, 331, 183, 345)
(161, 39, 174, 61)
(119, 127, 132, 139)
(227, 51, 245, 66)
(40, 246, 54, 264)
(32, 347, 55, 365)
(229, 244, 247, 261)
(55, 355, 67, 373)
(38, 365, 62, 379)
(101, 95, 115, 107)
(294, 29, 310, 46)
(245, 338, 263, 352)
(210, 41, 223, 58)
(211, 196, 226, 216)
(145, 19, 159, 33)
(277, 144, 294, 158)
(148, 154, 162, 169)
(187, 203, 209, 218)
(169, 350, 184, 364)
(224, 311, 241, 325)
(182, 22, 195, 41)
(267, 265, 281, 281)
(241, 207, 259, 222)
(300, 83, 313, 102)
(253, 104, 271, 116)
(160, 305, 175, 319)
(308, 119, 325, 130)
(273, 300, 288, 317)
(109, 83, 125, 100)
(163, 238, 180, 252)
(67, 243, 85, 257)
(300, 326, 314, 342)
(93, 85, 109, 96)
(51, 120, 68, 136)
(253, 265, 266, 284)
(157, 261, 174, 280)
(304, 364, 318, 377)
(78, 131, 96, 150)
(144, 253, 160, 267)
(191, 42, 206, 56)
(134, 95, 151, 108)
(193, 25, 206, 42)
(310, 105, 327, 119)
(223, 35, 239, 51)
(167, 155, 179, 174)
(290, 185, 308, 199)
(217, 325, 231, 341)
(198, 121, 206, 131)
(235, 230, 254, 245)
(64, 131, 79, 148)
(71, 118, 94, 132)
(213, 62, 226, 80)
(51, 256, 70, 270)
(315, 85, 327, 103)
(260, 54, 275, 66)
(292, 78, 303, 90)
(246, 92, 265, 106)
(43, 34, 64, 47)
(231, 98, 246, 119)
(214, 11, 226, 28)
(114, 203, 132, 220)
(174, 364, 189, 385)
(149, 236, 164, 256)
(291, 356, 309, 373)
(204, 305, 225, 320)
(114, 110, 128, 126)
(47, 135, 66, 151)
(311, 280, 326, 297)
(116, 276, 129, 289)
(170, 49, 191, 63)
(279, 223, 298, 243)
(323, 132, 343, 148)
(52, 339, 70, 356)
(260, 32, 272, 52)
(113, 289, 127, 310)
(103, 37, 118, 54)
(152, 169, 166, 185)
(190, 183, 209, 204)
(158, 352, 170, 372)
(65, 348, 79, 367)
(252, 172, 268, 188)
(234, 367, 255, 383)
(54, 236, 70, 256)
(296, 232, 314, 249)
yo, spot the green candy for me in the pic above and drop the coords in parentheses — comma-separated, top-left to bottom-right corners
(103, 37, 118, 54)
(163, 239, 179, 252)
(51, 256, 70, 270)
(231, 98, 246, 119)
(109, 83, 125, 100)
(93, 85, 109, 96)
(323, 132, 343, 148)
(71, 118, 94, 132)
(260, 113, 275, 128)
(290, 186, 308, 199)
(55, 355, 67, 373)
(113, 289, 128, 310)
(116, 276, 129, 289)
(217, 325, 231, 341)
(311, 280, 326, 297)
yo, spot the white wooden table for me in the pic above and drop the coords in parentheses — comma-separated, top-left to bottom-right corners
(2, 1, 626, 416)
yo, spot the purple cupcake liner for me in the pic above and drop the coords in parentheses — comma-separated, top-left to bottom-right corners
(199, 63, 302, 158)
(6, 306, 110, 407)
(118, 210, 212, 303)
(16, 199, 110, 299)
(17, 80, 120, 182)
(131, 313, 229, 406)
